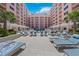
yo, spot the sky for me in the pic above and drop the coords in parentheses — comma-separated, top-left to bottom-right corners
(25, 3, 53, 14)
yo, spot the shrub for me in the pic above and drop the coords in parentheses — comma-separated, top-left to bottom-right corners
(75, 29, 79, 34)
(69, 29, 73, 34)
(0, 28, 9, 37)
(8, 29, 16, 34)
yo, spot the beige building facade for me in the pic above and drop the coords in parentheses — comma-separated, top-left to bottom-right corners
(50, 3, 79, 32)
(0, 3, 29, 31)
(27, 14, 51, 30)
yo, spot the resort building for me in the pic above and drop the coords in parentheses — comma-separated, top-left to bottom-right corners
(0, 3, 29, 31)
(0, 3, 79, 31)
(27, 13, 51, 30)
(50, 3, 79, 32)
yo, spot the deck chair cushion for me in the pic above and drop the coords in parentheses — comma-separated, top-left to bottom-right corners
(0, 40, 14, 50)
(64, 48, 79, 56)
(0, 41, 25, 56)
(73, 34, 79, 39)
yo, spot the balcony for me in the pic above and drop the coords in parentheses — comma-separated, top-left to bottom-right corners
(72, 4, 79, 10)
(0, 4, 6, 11)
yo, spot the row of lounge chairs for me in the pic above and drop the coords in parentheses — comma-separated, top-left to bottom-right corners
(40, 31, 48, 36)
(19, 31, 48, 36)
(18, 31, 28, 36)
(0, 40, 26, 56)
(30, 31, 37, 36)
(49, 33, 79, 56)
(30, 31, 48, 36)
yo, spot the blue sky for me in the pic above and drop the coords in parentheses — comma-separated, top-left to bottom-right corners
(25, 3, 53, 14)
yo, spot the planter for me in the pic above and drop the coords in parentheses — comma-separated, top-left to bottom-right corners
(0, 34, 21, 43)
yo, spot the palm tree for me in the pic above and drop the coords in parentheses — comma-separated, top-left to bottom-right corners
(68, 10, 79, 33)
(0, 11, 16, 29)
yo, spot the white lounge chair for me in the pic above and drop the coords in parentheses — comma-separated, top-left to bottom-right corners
(0, 41, 26, 56)
(64, 48, 79, 56)
(53, 38, 77, 50)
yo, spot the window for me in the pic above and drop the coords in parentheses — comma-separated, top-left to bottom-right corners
(17, 11, 19, 14)
(59, 11, 62, 14)
(72, 4, 79, 10)
(17, 15, 20, 18)
(17, 3, 19, 6)
(64, 3, 67, 6)
(64, 5, 68, 10)
(59, 7, 62, 10)
(10, 6, 14, 11)
(16, 6, 19, 10)
(64, 17, 68, 20)
(64, 11, 68, 15)
(59, 15, 62, 18)
(11, 3, 14, 6)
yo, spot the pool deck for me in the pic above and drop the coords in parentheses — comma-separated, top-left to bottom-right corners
(14, 35, 64, 56)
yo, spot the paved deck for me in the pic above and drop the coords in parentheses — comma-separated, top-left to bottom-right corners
(14, 35, 63, 56)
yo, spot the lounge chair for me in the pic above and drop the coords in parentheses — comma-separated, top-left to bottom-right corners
(23, 32, 28, 36)
(49, 35, 64, 42)
(44, 31, 48, 36)
(50, 31, 56, 36)
(73, 34, 79, 39)
(0, 41, 26, 56)
(49, 36, 59, 42)
(19, 31, 24, 36)
(69, 38, 79, 44)
(33, 31, 37, 36)
(53, 39, 77, 50)
(40, 31, 43, 36)
(49, 36, 59, 39)
(65, 34, 79, 44)
(30, 31, 33, 36)
(64, 48, 79, 56)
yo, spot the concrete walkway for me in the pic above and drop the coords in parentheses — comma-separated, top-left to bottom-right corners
(14, 35, 63, 56)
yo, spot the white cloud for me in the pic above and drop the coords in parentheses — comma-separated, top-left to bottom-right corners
(36, 7, 51, 14)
